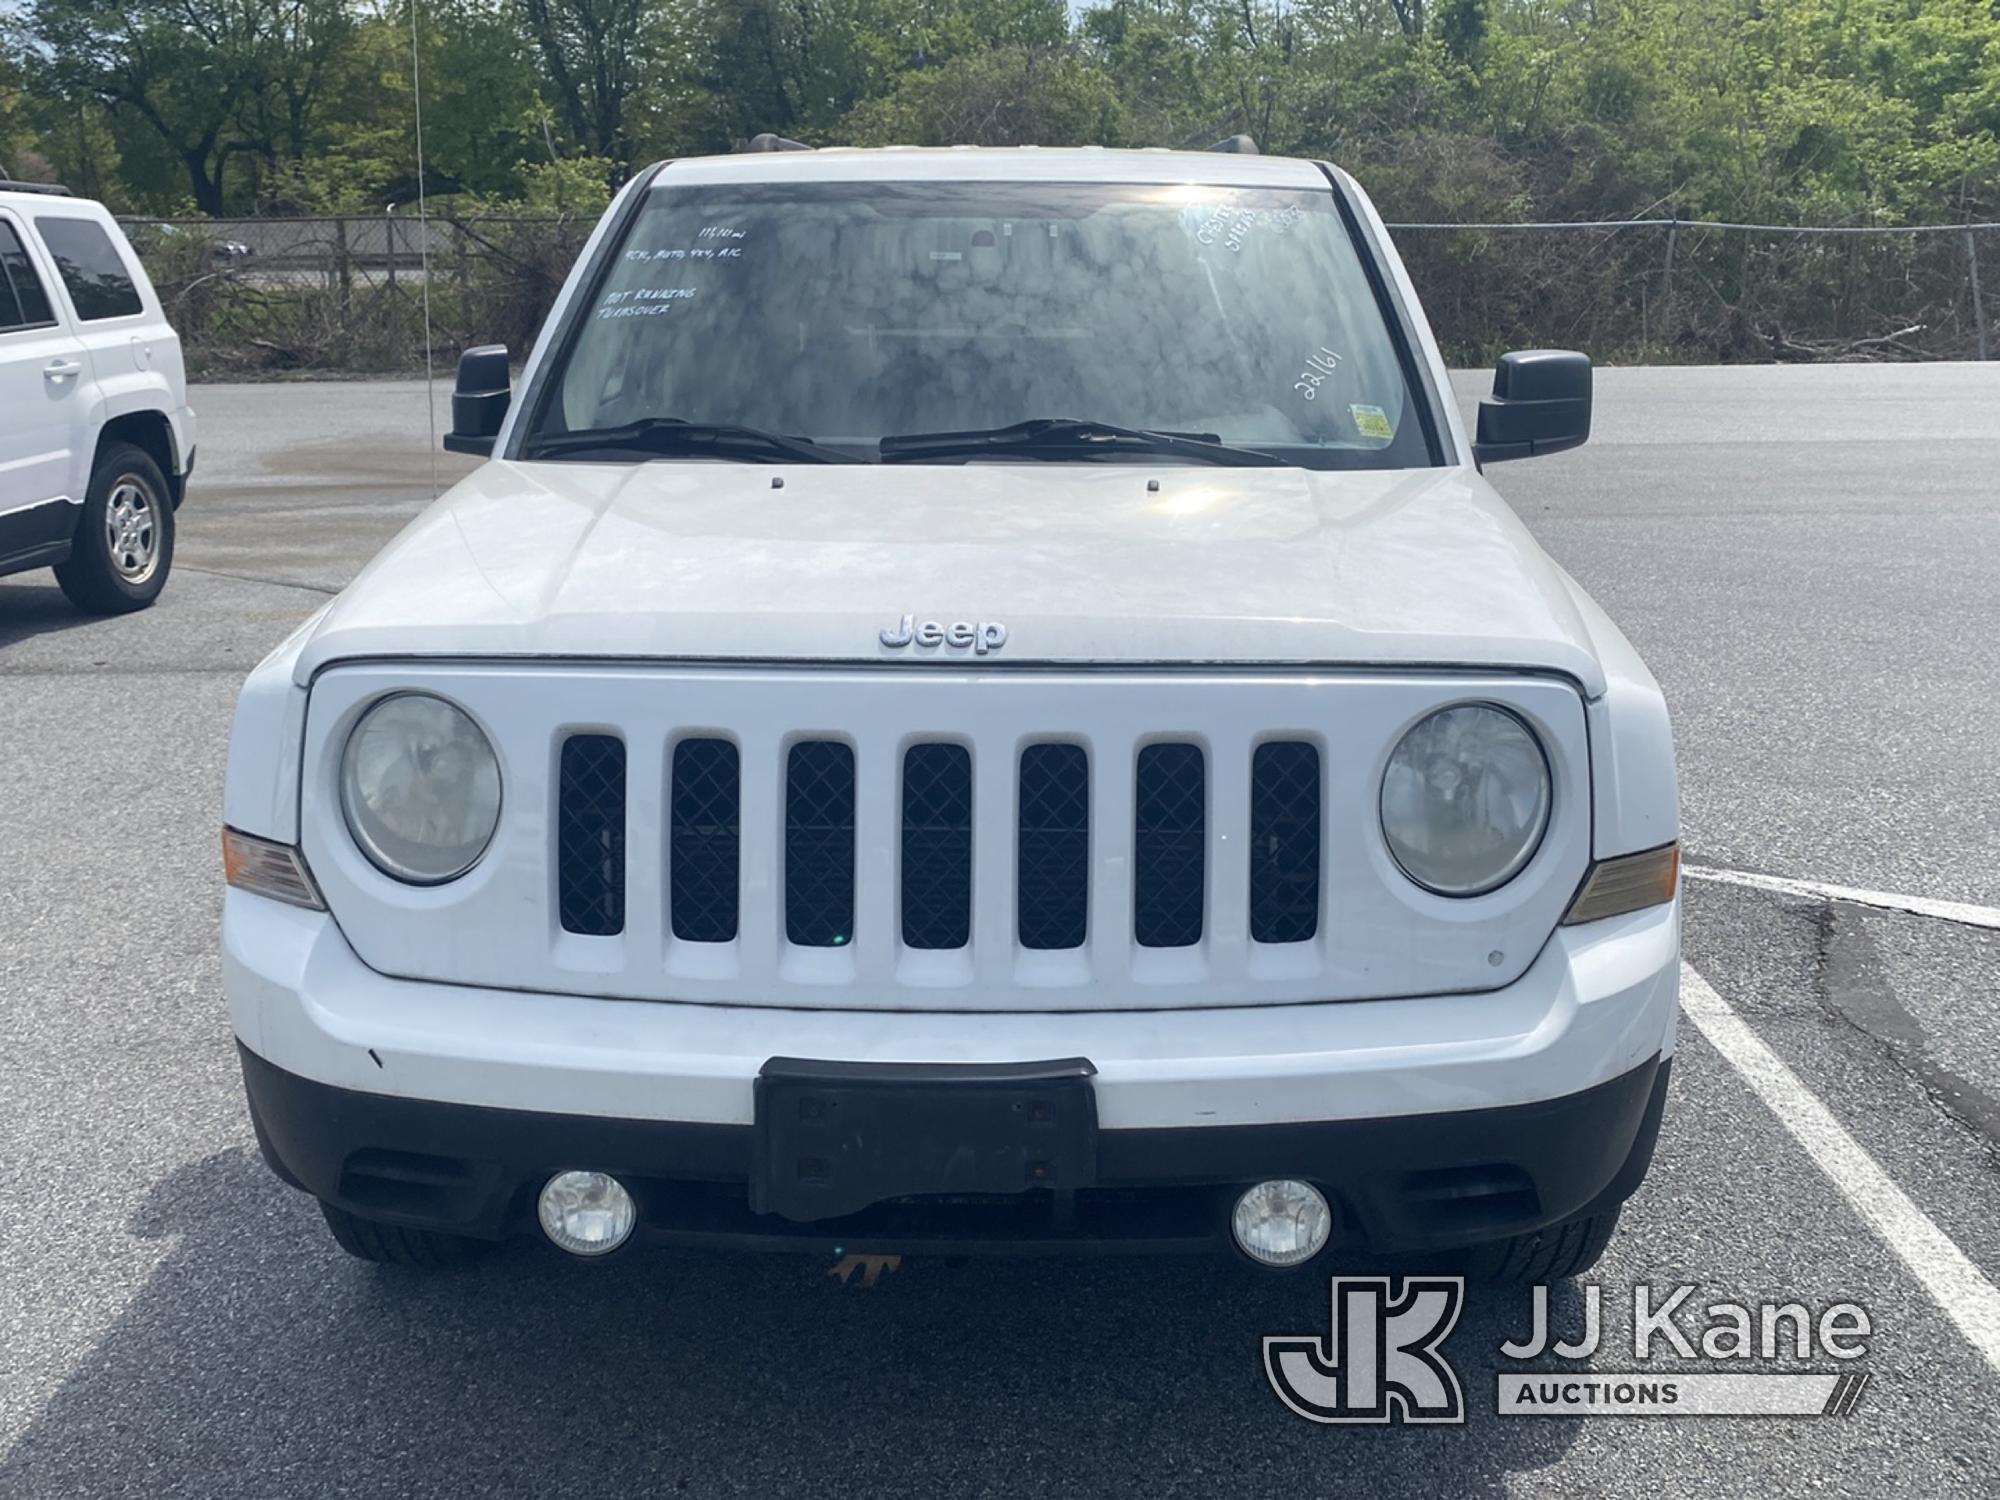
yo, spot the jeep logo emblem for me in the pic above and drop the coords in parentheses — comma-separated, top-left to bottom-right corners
(879, 615, 1008, 655)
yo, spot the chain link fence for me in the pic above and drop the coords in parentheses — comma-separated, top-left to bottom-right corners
(121, 214, 593, 375)
(123, 213, 1995, 376)
(1390, 218, 1994, 366)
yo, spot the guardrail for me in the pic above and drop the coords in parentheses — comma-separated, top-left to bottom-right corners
(120, 212, 1996, 375)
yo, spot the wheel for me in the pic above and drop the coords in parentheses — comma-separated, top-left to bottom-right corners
(54, 442, 175, 614)
(1461, 1204, 1621, 1284)
(318, 1201, 485, 1268)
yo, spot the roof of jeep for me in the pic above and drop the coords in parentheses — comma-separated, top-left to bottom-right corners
(0, 186, 108, 214)
(653, 145, 1331, 191)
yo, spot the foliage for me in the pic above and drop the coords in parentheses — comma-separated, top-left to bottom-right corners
(4, 0, 1997, 363)
(1, 25, 39, 178)
(7, 0, 1997, 226)
(845, 44, 1129, 146)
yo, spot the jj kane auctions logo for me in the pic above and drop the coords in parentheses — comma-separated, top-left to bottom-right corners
(1266, 1277, 1873, 1423)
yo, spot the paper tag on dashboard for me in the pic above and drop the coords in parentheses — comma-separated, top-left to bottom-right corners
(1350, 404, 1395, 440)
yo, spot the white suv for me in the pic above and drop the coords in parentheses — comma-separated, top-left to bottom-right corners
(223, 144, 1680, 1280)
(0, 183, 193, 612)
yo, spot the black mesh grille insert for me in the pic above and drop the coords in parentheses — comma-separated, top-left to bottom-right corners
(557, 734, 625, 936)
(1250, 741, 1321, 944)
(902, 744, 972, 950)
(786, 740, 856, 948)
(1134, 742, 1205, 948)
(671, 738, 740, 943)
(1017, 744, 1089, 950)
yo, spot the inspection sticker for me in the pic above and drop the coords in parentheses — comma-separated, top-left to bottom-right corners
(1350, 404, 1395, 440)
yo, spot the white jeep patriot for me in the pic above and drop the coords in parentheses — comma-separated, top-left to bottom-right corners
(222, 143, 1679, 1279)
(0, 182, 193, 611)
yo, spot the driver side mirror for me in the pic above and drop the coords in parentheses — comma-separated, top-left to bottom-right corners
(1473, 350, 1591, 465)
(443, 344, 510, 456)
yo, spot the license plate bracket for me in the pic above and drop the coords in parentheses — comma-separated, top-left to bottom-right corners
(750, 1057, 1098, 1223)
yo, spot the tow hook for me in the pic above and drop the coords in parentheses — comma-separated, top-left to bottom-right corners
(828, 1251, 902, 1288)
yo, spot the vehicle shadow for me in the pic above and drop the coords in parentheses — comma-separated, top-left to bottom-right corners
(0, 579, 91, 650)
(1, 1150, 1583, 1498)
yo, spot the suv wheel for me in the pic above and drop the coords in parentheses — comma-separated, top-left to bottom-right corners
(54, 442, 175, 614)
(318, 1201, 486, 1268)
(1461, 1205, 1620, 1284)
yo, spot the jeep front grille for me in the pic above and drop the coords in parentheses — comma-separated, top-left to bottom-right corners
(670, 737, 740, 943)
(785, 739, 856, 947)
(1017, 743, 1090, 951)
(1249, 741, 1322, 944)
(557, 734, 625, 936)
(1133, 743, 1206, 948)
(307, 666, 1593, 1011)
(901, 743, 972, 950)
(558, 735, 1323, 958)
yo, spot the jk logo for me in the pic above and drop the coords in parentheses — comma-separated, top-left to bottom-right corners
(1264, 1276, 1467, 1425)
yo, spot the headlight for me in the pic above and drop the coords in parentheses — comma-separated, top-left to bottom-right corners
(339, 693, 502, 883)
(1380, 703, 1551, 897)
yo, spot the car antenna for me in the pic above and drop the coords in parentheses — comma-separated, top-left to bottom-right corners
(407, 0, 439, 498)
(1207, 135, 1260, 154)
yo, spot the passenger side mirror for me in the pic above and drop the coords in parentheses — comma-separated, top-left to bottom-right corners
(1473, 350, 1591, 465)
(443, 344, 510, 456)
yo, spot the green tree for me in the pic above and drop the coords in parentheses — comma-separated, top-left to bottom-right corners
(28, 0, 363, 211)
(0, 28, 40, 179)
(844, 43, 1129, 145)
(683, 0, 1072, 148)
(515, 0, 656, 167)
(11, 0, 2000, 239)
(290, 0, 549, 207)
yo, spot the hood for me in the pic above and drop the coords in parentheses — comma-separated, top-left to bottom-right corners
(292, 460, 1606, 695)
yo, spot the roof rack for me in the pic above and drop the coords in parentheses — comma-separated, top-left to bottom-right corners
(0, 179, 73, 196)
(739, 133, 813, 153)
(1207, 135, 1260, 155)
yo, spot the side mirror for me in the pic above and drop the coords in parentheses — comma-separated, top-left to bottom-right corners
(1473, 350, 1591, 465)
(443, 344, 510, 456)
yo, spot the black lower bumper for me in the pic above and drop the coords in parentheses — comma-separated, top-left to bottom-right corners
(240, 1044, 1670, 1258)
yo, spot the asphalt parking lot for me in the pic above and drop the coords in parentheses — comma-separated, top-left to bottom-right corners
(2, 363, 1998, 1496)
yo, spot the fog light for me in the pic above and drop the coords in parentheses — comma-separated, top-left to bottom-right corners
(537, 1171, 635, 1256)
(1232, 1179, 1332, 1268)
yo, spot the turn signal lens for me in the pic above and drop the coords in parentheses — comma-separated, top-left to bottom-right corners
(1562, 842, 1679, 925)
(222, 826, 326, 910)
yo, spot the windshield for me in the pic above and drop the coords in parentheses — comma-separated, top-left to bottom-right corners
(525, 179, 1436, 468)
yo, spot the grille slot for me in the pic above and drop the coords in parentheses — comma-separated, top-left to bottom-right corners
(902, 744, 972, 950)
(671, 737, 740, 942)
(1134, 742, 1205, 948)
(786, 740, 856, 947)
(1018, 744, 1089, 950)
(557, 734, 626, 936)
(1250, 741, 1322, 943)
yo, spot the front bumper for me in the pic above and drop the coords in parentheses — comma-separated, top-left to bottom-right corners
(242, 1043, 1669, 1256)
(167, 403, 195, 507)
(226, 890, 1679, 1256)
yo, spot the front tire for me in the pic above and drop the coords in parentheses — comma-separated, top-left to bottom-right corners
(318, 1201, 485, 1268)
(54, 442, 175, 614)
(1461, 1205, 1621, 1284)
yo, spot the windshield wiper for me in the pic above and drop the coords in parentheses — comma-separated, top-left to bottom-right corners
(525, 417, 863, 464)
(880, 418, 1286, 467)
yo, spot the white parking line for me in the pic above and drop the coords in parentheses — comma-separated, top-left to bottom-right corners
(1679, 962, 2000, 1373)
(1682, 864, 2000, 931)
